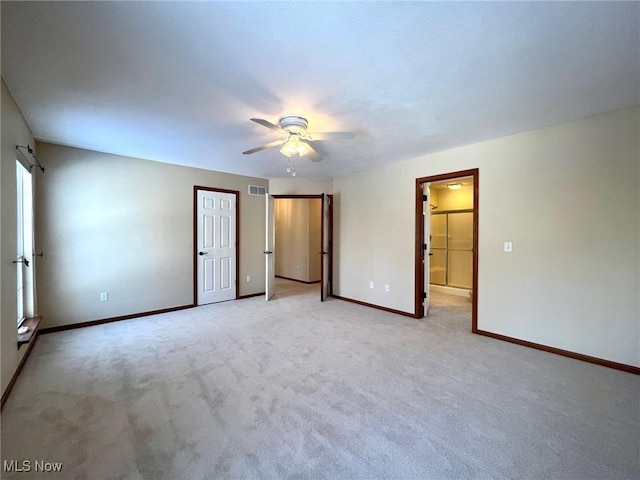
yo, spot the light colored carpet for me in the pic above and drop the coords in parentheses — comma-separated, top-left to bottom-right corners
(1, 279, 638, 479)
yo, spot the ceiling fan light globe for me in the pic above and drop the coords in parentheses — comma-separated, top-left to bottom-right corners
(280, 136, 302, 156)
(297, 142, 311, 157)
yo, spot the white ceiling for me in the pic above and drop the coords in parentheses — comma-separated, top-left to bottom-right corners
(2, 2, 638, 179)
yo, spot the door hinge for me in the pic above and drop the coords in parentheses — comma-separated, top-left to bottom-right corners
(422, 243, 428, 250)
(422, 291, 427, 299)
(422, 194, 428, 202)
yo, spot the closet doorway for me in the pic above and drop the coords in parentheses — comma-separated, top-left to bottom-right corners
(266, 194, 332, 301)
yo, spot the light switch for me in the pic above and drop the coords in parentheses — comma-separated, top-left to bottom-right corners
(504, 241, 513, 253)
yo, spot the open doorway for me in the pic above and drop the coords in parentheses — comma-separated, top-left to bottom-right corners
(266, 194, 332, 301)
(274, 197, 322, 284)
(415, 169, 478, 331)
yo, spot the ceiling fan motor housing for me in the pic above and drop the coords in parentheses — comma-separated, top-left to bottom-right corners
(279, 115, 308, 135)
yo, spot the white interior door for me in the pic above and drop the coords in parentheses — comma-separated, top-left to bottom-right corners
(197, 189, 237, 305)
(320, 193, 331, 301)
(423, 183, 431, 317)
(265, 194, 275, 301)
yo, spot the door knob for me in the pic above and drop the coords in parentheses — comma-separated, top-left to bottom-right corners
(199, 251, 207, 256)
(264, 251, 273, 254)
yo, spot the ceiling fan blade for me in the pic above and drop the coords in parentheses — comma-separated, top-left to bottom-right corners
(305, 131, 355, 141)
(243, 138, 286, 155)
(250, 118, 284, 133)
(301, 141, 323, 162)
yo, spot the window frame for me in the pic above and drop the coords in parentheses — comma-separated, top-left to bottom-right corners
(16, 160, 33, 326)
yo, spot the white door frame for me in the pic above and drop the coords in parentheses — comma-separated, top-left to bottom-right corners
(194, 186, 239, 306)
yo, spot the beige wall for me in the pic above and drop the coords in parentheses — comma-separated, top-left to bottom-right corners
(333, 106, 640, 367)
(308, 200, 322, 281)
(35, 143, 268, 328)
(431, 184, 473, 211)
(275, 198, 321, 282)
(275, 198, 310, 281)
(268, 178, 332, 195)
(1, 79, 36, 396)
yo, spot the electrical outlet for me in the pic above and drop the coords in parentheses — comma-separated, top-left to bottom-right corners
(385, 284, 390, 292)
(100, 292, 109, 302)
(369, 281, 374, 289)
(504, 241, 513, 253)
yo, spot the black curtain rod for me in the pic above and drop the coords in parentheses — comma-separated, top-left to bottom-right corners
(16, 144, 45, 173)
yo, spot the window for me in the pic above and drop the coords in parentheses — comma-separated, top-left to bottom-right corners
(16, 160, 33, 325)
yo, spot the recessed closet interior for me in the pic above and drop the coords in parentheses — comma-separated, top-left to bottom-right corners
(274, 198, 322, 284)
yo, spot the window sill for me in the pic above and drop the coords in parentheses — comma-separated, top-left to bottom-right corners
(18, 316, 41, 348)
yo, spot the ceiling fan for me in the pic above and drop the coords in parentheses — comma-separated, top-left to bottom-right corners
(243, 115, 355, 174)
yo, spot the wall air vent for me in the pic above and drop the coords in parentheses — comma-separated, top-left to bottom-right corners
(248, 185, 267, 196)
